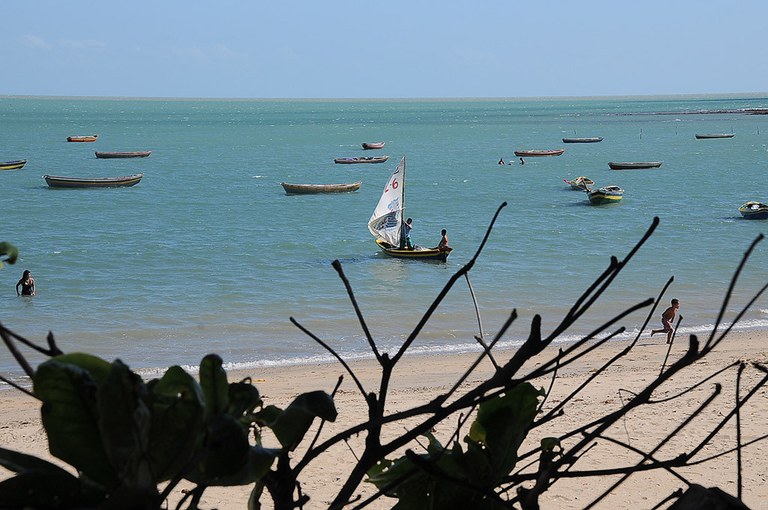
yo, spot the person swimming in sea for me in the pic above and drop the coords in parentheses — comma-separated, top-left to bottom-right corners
(16, 269, 35, 296)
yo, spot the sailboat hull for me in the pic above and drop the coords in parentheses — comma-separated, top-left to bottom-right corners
(375, 239, 451, 262)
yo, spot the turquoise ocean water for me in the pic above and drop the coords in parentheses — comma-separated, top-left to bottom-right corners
(1, 95, 767, 385)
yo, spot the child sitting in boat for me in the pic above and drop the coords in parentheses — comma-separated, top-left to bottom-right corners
(437, 229, 450, 252)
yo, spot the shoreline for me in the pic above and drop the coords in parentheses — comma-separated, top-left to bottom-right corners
(2, 329, 767, 508)
(3, 319, 768, 392)
(4, 319, 768, 392)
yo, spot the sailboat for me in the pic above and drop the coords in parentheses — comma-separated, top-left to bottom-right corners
(368, 156, 452, 262)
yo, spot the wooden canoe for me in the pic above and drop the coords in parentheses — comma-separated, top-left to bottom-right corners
(66, 135, 99, 142)
(514, 149, 565, 157)
(562, 137, 603, 143)
(0, 159, 27, 170)
(43, 173, 143, 188)
(95, 151, 152, 159)
(362, 142, 385, 150)
(375, 239, 451, 262)
(281, 181, 361, 195)
(608, 161, 662, 170)
(695, 133, 735, 139)
(334, 155, 389, 164)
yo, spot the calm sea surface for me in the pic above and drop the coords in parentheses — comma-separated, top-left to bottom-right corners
(2, 95, 768, 384)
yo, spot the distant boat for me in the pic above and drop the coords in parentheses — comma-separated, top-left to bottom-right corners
(66, 135, 99, 142)
(562, 137, 603, 143)
(738, 201, 768, 220)
(95, 151, 152, 159)
(563, 176, 594, 190)
(586, 185, 624, 205)
(514, 149, 565, 157)
(281, 181, 361, 195)
(695, 133, 735, 139)
(334, 155, 390, 164)
(0, 159, 27, 170)
(608, 161, 662, 170)
(361, 142, 385, 150)
(43, 173, 143, 188)
(368, 156, 451, 262)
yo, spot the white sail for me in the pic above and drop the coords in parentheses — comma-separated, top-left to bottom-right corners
(368, 156, 405, 247)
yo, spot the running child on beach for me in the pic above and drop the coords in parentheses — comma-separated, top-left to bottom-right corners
(651, 298, 680, 344)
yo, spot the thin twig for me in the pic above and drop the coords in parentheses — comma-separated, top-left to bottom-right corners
(705, 234, 764, 349)
(583, 382, 722, 509)
(0, 375, 36, 398)
(465, 273, 499, 369)
(736, 362, 745, 501)
(391, 202, 507, 366)
(289, 317, 367, 398)
(331, 260, 382, 363)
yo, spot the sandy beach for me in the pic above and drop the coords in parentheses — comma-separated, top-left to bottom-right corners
(1, 328, 767, 509)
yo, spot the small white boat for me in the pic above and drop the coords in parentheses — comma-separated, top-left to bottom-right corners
(563, 176, 594, 190)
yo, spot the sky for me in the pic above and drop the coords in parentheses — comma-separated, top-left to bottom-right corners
(2, 1, 767, 99)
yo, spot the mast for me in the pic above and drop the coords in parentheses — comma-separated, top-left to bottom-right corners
(399, 155, 406, 248)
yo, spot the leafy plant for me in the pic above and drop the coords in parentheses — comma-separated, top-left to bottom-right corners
(0, 242, 18, 269)
(0, 352, 335, 509)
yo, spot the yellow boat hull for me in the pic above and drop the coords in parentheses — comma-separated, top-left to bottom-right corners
(375, 239, 451, 262)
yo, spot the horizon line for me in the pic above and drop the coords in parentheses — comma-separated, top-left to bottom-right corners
(2, 92, 768, 102)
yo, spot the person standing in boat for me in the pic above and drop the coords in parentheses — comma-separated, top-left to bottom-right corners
(402, 218, 414, 250)
(651, 298, 680, 344)
(437, 229, 449, 252)
(16, 269, 35, 296)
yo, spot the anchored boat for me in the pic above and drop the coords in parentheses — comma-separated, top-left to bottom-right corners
(0, 159, 27, 170)
(280, 181, 361, 195)
(586, 185, 624, 205)
(43, 173, 144, 188)
(738, 201, 768, 220)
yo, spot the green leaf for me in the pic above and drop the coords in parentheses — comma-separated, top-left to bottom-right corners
(188, 414, 250, 482)
(198, 445, 278, 487)
(200, 354, 229, 420)
(97, 360, 155, 492)
(33, 358, 116, 488)
(259, 391, 336, 451)
(0, 241, 18, 267)
(467, 383, 543, 481)
(228, 379, 262, 419)
(147, 366, 206, 482)
(367, 450, 475, 510)
(44, 352, 113, 385)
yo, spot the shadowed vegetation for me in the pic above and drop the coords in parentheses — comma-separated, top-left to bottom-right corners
(0, 209, 764, 509)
